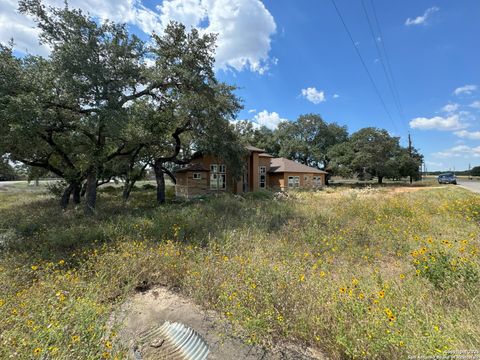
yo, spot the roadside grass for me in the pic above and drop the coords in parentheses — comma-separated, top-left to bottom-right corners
(0, 185, 479, 359)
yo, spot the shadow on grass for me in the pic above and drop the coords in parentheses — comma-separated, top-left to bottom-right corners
(0, 187, 300, 263)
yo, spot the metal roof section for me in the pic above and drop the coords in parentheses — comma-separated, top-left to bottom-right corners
(258, 153, 274, 158)
(133, 321, 210, 360)
(268, 157, 328, 174)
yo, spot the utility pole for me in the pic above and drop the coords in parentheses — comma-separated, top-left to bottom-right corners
(408, 133, 413, 184)
(469, 163, 471, 180)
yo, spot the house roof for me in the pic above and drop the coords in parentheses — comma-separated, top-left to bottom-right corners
(268, 158, 328, 174)
(259, 153, 274, 158)
(245, 145, 265, 152)
(174, 163, 209, 173)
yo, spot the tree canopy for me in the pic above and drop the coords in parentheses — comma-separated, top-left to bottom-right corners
(0, 0, 244, 211)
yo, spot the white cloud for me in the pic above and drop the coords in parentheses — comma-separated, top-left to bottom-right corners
(441, 103, 459, 113)
(1, 0, 162, 54)
(454, 84, 477, 96)
(300, 87, 326, 104)
(454, 130, 480, 140)
(405, 7, 439, 26)
(409, 114, 467, 131)
(248, 109, 257, 113)
(469, 100, 480, 109)
(2, 0, 277, 74)
(333, 94, 340, 99)
(252, 110, 287, 130)
(157, 0, 277, 74)
(433, 145, 480, 158)
(0, 0, 48, 55)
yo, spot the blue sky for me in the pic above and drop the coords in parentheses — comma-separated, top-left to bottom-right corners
(2, 0, 479, 171)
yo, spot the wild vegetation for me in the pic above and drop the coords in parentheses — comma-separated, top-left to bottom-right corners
(0, 183, 478, 359)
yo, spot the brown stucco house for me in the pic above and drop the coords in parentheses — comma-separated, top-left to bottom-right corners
(174, 145, 327, 198)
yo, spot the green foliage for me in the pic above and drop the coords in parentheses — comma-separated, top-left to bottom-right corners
(275, 114, 348, 170)
(327, 128, 423, 182)
(46, 180, 68, 198)
(471, 166, 480, 177)
(413, 250, 479, 290)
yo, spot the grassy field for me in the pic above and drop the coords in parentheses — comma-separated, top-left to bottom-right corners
(0, 183, 479, 359)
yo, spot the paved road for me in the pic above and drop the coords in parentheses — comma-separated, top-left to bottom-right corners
(457, 179, 480, 194)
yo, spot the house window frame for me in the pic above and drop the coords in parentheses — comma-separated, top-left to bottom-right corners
(288, 176, 300, 188)
(193, 173, 202, 180)
(259, 166, 266, 188)
(210, 163, 226, 190)
(313, 176, 322, 186)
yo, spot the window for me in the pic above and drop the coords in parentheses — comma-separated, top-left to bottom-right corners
(259, 166, 266, 188)
(193, 173, 201, 180)
(210, 163, 226, 190)
(288, 176, 300, 188)
(313, 176, 322, 186)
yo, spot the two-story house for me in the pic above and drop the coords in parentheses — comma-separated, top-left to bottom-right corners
(174, 145, 327, 198)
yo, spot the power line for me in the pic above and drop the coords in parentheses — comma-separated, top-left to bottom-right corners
(329, 0, 398, 133)
(369, 0, 408, 128)
(361, 0, 408, 134)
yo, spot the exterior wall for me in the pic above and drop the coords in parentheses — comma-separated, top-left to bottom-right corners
(271, 172, 326, 191)
(268, 173, 284, 190)
(257, 156, 271, 190)
(175, 171, 209, 198)
(249, 152, 260, 192)
(189, 155, 238, 193)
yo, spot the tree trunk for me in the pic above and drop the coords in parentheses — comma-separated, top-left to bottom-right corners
(80, 182, 87, 197)
(72, 184, 81, 204)
(123, 179, 136, 202)
(409, 176, 413, 184)
(154, 162, 166, 204)
(85, 171, 97, 213)
(378, 176, 383, 184)
(60, 184, 73, 210)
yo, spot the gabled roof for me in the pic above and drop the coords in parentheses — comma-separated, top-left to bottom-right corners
(245, 145, 265, 152)
(269, 157, 327, 174)
(174, 163, 209, 173)
(259, 153, 274, 158)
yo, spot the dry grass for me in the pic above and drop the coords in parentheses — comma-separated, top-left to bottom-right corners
(0, 184, 479, 359)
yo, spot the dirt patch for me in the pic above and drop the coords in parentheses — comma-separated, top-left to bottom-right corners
(113, 286, 326, 359)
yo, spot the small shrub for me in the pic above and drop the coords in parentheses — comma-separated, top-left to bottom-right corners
(100, 185, 118, 194)
(244, 190, 274, 200)
(46, 181, 68, 198)
(413, 250, 479, 290)
(141, 183, 156, 191)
